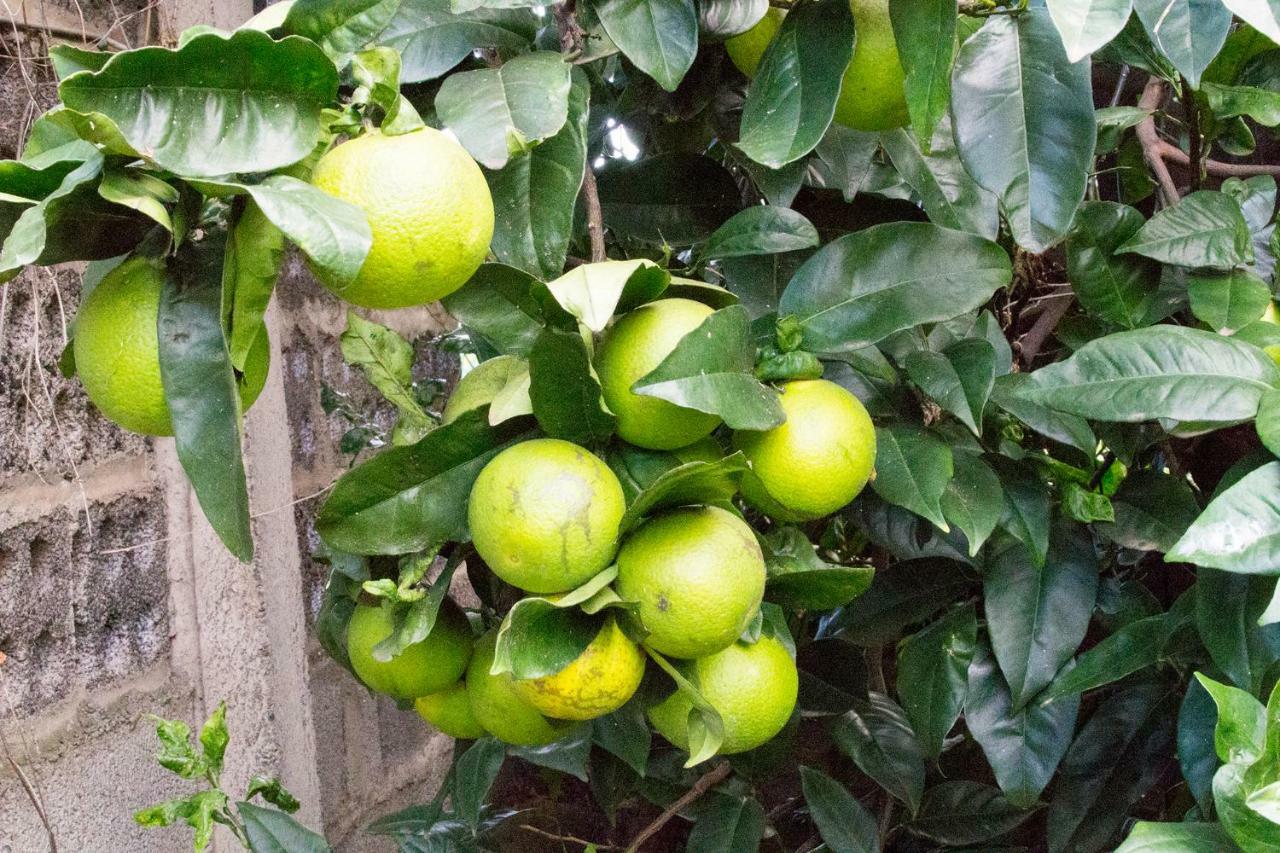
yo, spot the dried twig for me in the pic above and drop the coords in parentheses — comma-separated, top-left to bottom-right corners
(625, 762, 732, 853)
(2, 745, 57, 851)
(518, 823, 618, 850)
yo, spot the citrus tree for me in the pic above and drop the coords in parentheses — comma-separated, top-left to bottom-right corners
(7, 0, 1280, 848)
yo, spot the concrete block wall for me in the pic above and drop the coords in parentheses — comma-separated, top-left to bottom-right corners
(0, 4, 461, 850)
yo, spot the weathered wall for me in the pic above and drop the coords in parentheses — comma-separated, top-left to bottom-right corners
(0, 4, 459, 850)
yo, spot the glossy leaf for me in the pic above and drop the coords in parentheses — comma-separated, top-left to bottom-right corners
(984, 527, 1099, 709)
(1117, 189, 1253, 269)
(780, 222, 1012, 353)
(1195, 672, 1266, 765)
(906, 781, 1039, 847)
(487, 67, 588, 279)
(871, 425, 954, 531)
(686, 793, 767, 853)
(593, 703, 651, 776)
(375, 0, 538, 82)
(435, 51, 572, 170)
(634, 305, 785, 430)
(1179, 677, 1219, 814)
(990, 374, 1097, 458)
(950, 9, 1096, 252)
(441, 264, 548, 356)
(59, 30, 337, 178)
(1169, 462, 1280, 574)
(1046, 0, 1133, 62)
(905, 339, 996, 437)
(221, 201, 283, 372)
(830, 693, 926, 813)
(1043, 615, 1173, 701)
(888, 0, 957, 148)
(1114, 821, 1239, 852)
(239, 802, 331, 852)
(159, 239, 253, 562)
(701, 206, 819, 259)
(1259, 389, 1280, 459)
(544, 259, 667, 333)
(993, 457, 1053, 568)
(1020, 326, 1280, 423)
(528, 327, 615, 445)
(763, 526, 875, 611)
(881, 119, 999, 239)
(454, 737, 507, 828)
(1097, 470, 1202, 553)
(1195, 570, 1280, 692)
(1188, 269, 1272, 336)
(1220, 0, 1280, 48)
(283, 0, 402, 59)
(594, 0, 698, 91)
(315, 408, 526, 554)
(939, 453, 1004, 557)
(966, 644, 1081, 808)
(1065, 201, 1161, 329)
(799, 765, 879, 853)
(646, 649, 725, 766)
(619, 453, 748, 532)
(897, 603, 976, 758)
(493, 590, 605, 678)
(1132, 0, 1231, 88)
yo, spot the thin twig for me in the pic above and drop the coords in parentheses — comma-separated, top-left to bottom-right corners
(0, 7, 128, 50)
(1180, 77, 1202, 191)
(1135, 77, 1180, 205)
(3, 753, 57, 851)
(1087, 451, 1117, 491)
(553, 1, 606, 263)
(624, 762, 732, 853)
(518, 823, 618, 850)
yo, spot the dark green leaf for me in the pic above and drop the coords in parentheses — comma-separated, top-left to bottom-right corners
(993, 457, 1053, 568)
(779, 222, 1013, 353)
(634, 305, 785, 430)
(939, 452, 1003, 556)
(870, 425, 954, 531)
(595, 0, 697, 91)
(435, 51, 572, 170)
(888, 0, 956, 149)
(596, 153, 739, 246)
(1097, 470, 1201, 553)
(719, 251, 810, 320)
(442, 264, 552, 357)
(897, 603, 977, 759)
(881, 119, 999, 239)
(239, 802, 331, 853)
(1046, 0, 1132, 61)
(736, 0, 854, 167)
(1194, 672, 1266, 765)
(492, 587, 605, 678)
(990, 374, 1097, 458)
(1196, 570, 1280, 693)
(1117, 190, 1253, 269)
(701, 206, 819, 260)
(1169, 462, 1280, 573)
(59, 30, 337, 178)
(315, 408, 526, 554)
(454, 737, 507, 829)
(950, 9, 1096, 252)
(1204, 82, 1280, 126)
(1066, 201, 1161, 329)
(508, 726, 592, 781)
(1132, 0, 1231, 88)
(685, 793, 767, 853)
(593, 702, 651, 776)
(984, 527, 1099, 709)
(283, 0, 402, 59)
(829, 693, 926, 813)
(799, 765, 878, 853)
(159, 239, 253, 561)
(1189, 269, 1272, 335)
(906, 781, 1039, 847)
(619, 453, 748, 531)
(1179, 677, 1219, 814)
(1019, 326, 1280, 424)
(1043, 615, 1175, 701)
(487, 66, 588, 279)
(966, 644, 1080, 808)
(906, 339, 996, 437)
(762, 526, 875, 611)
(528, 327, 616, 445)
(375, 0, 538, 83)
(1114, 821, 1239, 852)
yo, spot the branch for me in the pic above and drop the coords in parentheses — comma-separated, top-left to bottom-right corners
(519, 824, 617, 850)
(1135, 77, 1180, 205)
(1019, 293, 1073, 368)
(624, 762, 732, 853)
(553, 1, 607, 263)
(1155, 138, 1280, 179)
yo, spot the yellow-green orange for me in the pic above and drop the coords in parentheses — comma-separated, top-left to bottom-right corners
(466, 631, 573, 746)
(346, 598, 473, 700)
(415, 681, 487, 739)
(73, 257, 270, 436)
(441, 355, 524, 424)
(512, 616, 646, 721)
(648, 636, 798, 755)
(734, 379, 875, 521)
(596, 299, 721, 450)
(309, 128, 493, 309)
(468, 439, 625, 593)
(616, 506, 765, 659)
(724, 0, 908, 132)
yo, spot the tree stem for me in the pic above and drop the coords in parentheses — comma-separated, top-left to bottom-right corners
(1135, 77, 1180, 205)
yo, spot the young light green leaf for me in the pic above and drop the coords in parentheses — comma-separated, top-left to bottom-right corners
(594, 0, 698, 91)
(633, 305, 785, 431)
(779, 222, 1012, 353)
(543, 259, 669, 332)
(198, 702, 229, 774)
(897, 603, 977, 759)
(1117, 190, 1253, 269)
(340, 312, 432, 442)
(1114, 821, 1238, 852)
(435, 51, 572, 170)
(950, 9, 1096, 252)
(59, 30, 338, 178)
(888, 0, 957, 149)
(870, 425, 954, 532)
(1168, 462, 1280, 573)
(1019, 326, 1280, 424)
(736, 0, 855, 167)
(1194, 672, 1266, 765)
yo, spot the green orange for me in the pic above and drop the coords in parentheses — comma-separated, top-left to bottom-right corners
(466, 631, 575, 746)
(616, 506, 765, 659)
(309, 127, 494, 309)
(73, 256, 269, 436)
(734, 379, 876, 521)
(648, 635, 798, 755)
(415, 681, 487, 739)
(346, 598, 473, 700)
(511, 616, 646, 721)
(596, 298, 721, 450)
(468, 439, 625, 593)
